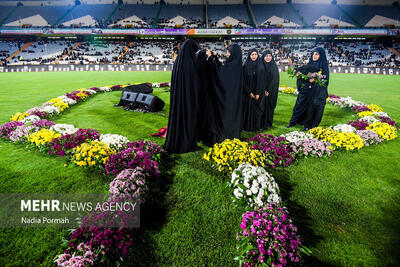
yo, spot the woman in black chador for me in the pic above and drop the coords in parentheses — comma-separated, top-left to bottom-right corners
(242, 49, 264, 132)
(207, 44, 244, 142)
(302, 47, 330, 130)
(164, 39, 201, 154)
(287, 48, 329, 129)
(260, 50, 280, 129)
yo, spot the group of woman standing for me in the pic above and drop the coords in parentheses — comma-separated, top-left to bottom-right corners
(164, 39, 328, 154)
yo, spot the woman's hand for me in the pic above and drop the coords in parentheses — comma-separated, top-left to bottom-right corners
(250, 93, 255, 99)
(309, 78, 315, 83)
(255, 95, 260, 100)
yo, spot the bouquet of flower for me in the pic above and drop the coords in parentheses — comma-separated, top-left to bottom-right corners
(203, 138, 266, 174)
(236, 204, 310, 267)
(280, 131, 313, 143)
(0, 121, 24, 139)
(356, 130, 382, 146)
(230, 164, 281, 209)
(287, 65, 327, 88)
(247, 134, 296, 168)
(50, 124, 78, 135)
(109, 167, 148, 203)
(366, 122, 397, 141)
(105, 148, 159, 177)
(291, 138, 333, 158)
(99, 134, 130, 150)
(72, 141, 116, 167)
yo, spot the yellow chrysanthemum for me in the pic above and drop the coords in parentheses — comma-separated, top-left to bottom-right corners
(10, 112, 30, 121)
(367, 122, 397, 141)
(27, 129, 61, 146)
(357, 111, 374, 118)
(72, 141, 116, 167)
(366, 104, 383, 113)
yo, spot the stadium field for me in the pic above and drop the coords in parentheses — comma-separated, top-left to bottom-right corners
(0, 71, 399, 266)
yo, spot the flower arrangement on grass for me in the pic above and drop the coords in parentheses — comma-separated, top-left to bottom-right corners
(351, 105, 370, 113)
(9, 125, 39, 142)
(356, 130, 382, 146)
(332, 124, 356, 133)
(366, 122, 397, 141)
(57, 196, 135, 266)
(203, 139, 266, 173)
(21, 115, 41, 125)
(99, 86, 112, 92)
(40, 106, 60, 116)
(236, 204, 310, 267)
(109, 167, 148, 203)
(290, 138, 333, 158)
(27, 129, 62, 151)
(125, 140, 166, 162)
(346, 119, 370, 130)
(248, 134, 296, 168)
(10, 112, 30, 121)
(359, 115, 380, 124)
(366, 104, 383, 113)
(30, 110, 49, 119)
(49, 128, 101, 157)
(72, 141, 116, 167)
(325, 132, 364, 151)
(279, 86, 297, 95)
(357, 111, 374, 118)
(105, 148, 159, 177)
(379, 116, 398, 128)
(33, 119, 55, 129)
(50, 124, 78, 135)
(230, 164, 281, 209)
(57, 95, 77, 105)
(0, 121, 24, 139)
(280, 131, 313, 143)
(99, 134, 130, 150)
(307, 127, 336, 141)
(373, 111, 390, 118)
(51, 101, 69, 112)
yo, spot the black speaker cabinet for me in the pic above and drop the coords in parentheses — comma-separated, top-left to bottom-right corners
(135, 93, 165, 112)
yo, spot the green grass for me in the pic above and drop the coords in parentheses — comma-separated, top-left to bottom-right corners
(0, 71, 399, 266)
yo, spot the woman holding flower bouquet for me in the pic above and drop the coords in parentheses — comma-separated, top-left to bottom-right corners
(287, 47, 329, 131)
(302, 47, 330, 130)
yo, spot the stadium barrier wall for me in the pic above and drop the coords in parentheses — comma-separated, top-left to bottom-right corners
(0, 64, 399, 75)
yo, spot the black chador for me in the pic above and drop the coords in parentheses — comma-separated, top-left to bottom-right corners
(260, 50, 280, 129)
(242, 48, 264, 132)
(207, 44, 244, 142)
(303, 47, 330, 130)
(287, 63, 320, 128)
(164, 39, 201, 154)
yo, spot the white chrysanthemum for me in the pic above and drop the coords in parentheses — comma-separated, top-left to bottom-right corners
(99, 86, 112, 92)
(230, 163, 281, 208)
(152, 83, 160, 88)
(340, 97, 365, 108)
(281, 131, 313, 143)
(359, 116, 379, 124)
(57, 96, 77, 105)
(21, 115, 41, 125)
(85, 89, 97, 95)
(50, 124, 78, 135)
(333, 124, 356, 133)
(99, 134, 130, 149)
(373, 112, 390, 118)
(40, 106, 60, 116)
